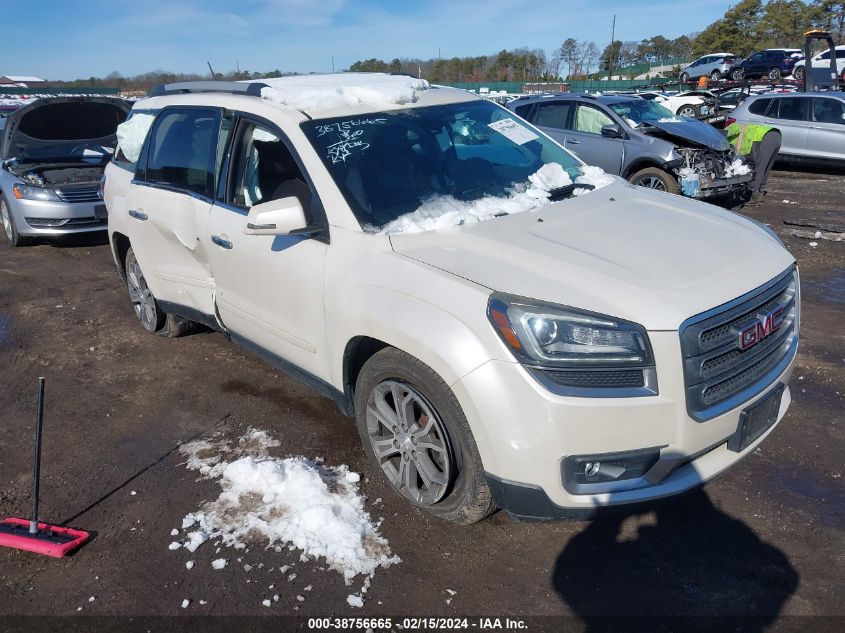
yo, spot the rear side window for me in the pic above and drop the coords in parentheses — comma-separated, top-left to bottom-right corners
(533, 102, 571, 130)
(773, 98, 809, 121)
(143, 108, 220, 198)
(812, 98, 845, 125)
(748, 98, 772, 116)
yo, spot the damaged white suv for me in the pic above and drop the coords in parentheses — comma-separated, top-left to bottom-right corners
(104, 75, 799, 523)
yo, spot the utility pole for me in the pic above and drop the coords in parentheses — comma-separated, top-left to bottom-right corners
(331, 56, 335, 73)
(608, 14, 616, 81)
(207, 61, 217, 80)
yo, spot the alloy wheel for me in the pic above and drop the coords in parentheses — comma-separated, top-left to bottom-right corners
(126, 260, 159, 332)
(679, 106, 697, 118)
(365, 380, 452, 505)
(0, 200, 11, 241)
(636, 176, 667, 191)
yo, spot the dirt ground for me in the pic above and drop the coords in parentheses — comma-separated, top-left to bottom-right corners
(0, 168, 843, 631)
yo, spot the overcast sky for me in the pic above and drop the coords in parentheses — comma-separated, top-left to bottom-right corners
(2, 0, 736, 79)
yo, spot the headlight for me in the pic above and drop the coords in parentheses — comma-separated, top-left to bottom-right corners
(12, 183, 61, 202)
(487, 293, 657, 396)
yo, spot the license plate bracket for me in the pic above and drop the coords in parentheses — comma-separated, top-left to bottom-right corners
(728, 383, 784, 453)
(94, 204, 108, 220)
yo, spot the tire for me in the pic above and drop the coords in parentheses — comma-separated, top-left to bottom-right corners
(731, 68, 744, 81)
(124, 247, 197, 337)
(768, 67, 781, 81)
(1, 195, 29, 247)
(710, 70, 722, 81)
(680, 72, 689, 83)
(793, 66, 805, 82)
(677, 105, 697, 118)
(354, 347, 495, 524)
(628, 167, 680, 194)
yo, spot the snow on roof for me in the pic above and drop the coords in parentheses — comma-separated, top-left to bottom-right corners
(1, 75, 46, 83)
(250, 73, 430, 114)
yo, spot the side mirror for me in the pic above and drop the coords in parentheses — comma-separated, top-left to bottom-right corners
(244, 196, 307, 236)
(600, 124, 623, 139)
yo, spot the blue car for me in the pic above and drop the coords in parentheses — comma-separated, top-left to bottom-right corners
(728, 49, 803, 81)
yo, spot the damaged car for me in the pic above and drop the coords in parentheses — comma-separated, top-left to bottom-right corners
(509, 93, 752, 199)
(0, 96, 130, 246)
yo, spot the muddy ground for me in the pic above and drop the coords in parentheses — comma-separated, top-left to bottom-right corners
(0, 168, 842, 630)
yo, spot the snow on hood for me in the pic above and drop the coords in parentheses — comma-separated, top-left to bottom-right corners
(115, 113, 155, 164)
(389, 179, 794, 330)
(252, 73, 429, 114)
(375, 163, 614, 235)
(644, 119, 731, 151)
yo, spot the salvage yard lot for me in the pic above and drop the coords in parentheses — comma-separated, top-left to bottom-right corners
(0, 169, 843, 624)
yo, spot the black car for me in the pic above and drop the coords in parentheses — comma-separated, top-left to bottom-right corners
(729, 50, 802, 81)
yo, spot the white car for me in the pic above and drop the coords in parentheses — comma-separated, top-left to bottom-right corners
(792, 45, 845, 83)
(104, 75, 799, 523)
(636, 91, 716, 119)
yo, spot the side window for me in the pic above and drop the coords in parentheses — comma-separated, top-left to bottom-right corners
(837, 50, 845, 59)
(512, 103, 534, 120)
(819, 51, 831, 60)
(775, 98, 810, 121)
(534, 103, 571, 130)
(748, 98, 772, 116)
(113, 110, 157, 171)
(144, 109, 219, 197)
(812, 98, 845, 125)
(227, 120, 312, 215)
(573, 105, 613, 134)
(749, 53, 763, 62)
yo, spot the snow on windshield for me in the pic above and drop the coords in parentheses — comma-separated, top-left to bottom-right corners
(254, 73, 429, 113)
(376, 163, 614, 235)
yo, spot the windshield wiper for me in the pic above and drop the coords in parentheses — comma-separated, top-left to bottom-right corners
(547, 182, 595, 201)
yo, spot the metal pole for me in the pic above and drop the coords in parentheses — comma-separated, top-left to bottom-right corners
(30, 377, 45, 533)
(608, 14, 616, 81)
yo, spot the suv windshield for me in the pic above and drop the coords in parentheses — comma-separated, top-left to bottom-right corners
(608, 99, 678, 126)
(301, 100, 583, 231)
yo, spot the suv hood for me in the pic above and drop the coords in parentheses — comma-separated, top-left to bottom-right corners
(642, 120, 731, 151)
(389, 180, 794, 331)
(1, 96, 130, 161)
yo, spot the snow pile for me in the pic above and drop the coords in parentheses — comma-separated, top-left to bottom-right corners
(658, 117, 684, 123)
(377, 163, 613, 235)
(115, 113, 155, 163)
(254, 73, 429, 113)
(724, 158, 751, 177)
(176, 429, 398, 604)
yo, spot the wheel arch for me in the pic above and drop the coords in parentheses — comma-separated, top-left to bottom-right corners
(622, 158, 668, 180)
(111, 231, 131, 282)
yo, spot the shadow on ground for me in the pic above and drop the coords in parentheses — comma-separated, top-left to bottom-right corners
(553, 489, 798, 632)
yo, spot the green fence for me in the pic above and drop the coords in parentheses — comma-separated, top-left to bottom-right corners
(0, 86, 120, 95)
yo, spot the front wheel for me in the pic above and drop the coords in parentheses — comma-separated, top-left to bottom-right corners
(354, 347, 495, 524)
(124, 247, 196, 337)
(1, 196, 28, 247)
(768, 67, 782, 81)
(680, 72, 690, 83)
(731, 68, 744, 81)
(628, 167, 680, 194)
(677, 105, 697, 118)
(793, 66, 805, 82)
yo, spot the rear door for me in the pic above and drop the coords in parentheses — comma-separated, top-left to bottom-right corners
(766, 97, 810, 156)
(808, 97, 845, 160)
(123, 107, 223, 317)
(206, 115, 329, 379)
(528, 100, 572, 148)
(565, 103, 624, 174)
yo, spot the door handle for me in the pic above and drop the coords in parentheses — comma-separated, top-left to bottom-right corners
(567, 138, 581, 145)
(128, 209, 148, 221)
(211, 235, 233, 250)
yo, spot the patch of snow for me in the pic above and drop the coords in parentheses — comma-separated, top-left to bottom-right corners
(185, 561, 194, 570)
(625, 118, 640, 128)
(724, 159, 751, 177)
(262, 599, 272, 608)
(244, 564, 253, 572)
(657, 117, 683, 123)
(181, 599, 190, 609)
(115, 113, 155, 164)
(304, 585, 313, 591)
(170, 528, 179, 536)
(273, 594, 280, 602)
(211, 558, 227, 570)
(809, 241, 818, 247)
(88, 596, 95, 602)
(296, 595, 306, 602)
(130, 490, 137, 496)
(574, 165, 615, 194)
(347, 594, 365, 608)
(199, 600, 208, 606)
(253, 73, 429, 114)
(168, 542, 181, 551)
(377, 163, 606, 235)
(177, 429, 399, 584)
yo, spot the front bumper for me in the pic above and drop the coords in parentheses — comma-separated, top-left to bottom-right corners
(452, 330, 795, 520)
(698, 172, 754, 198)
(9, 197, 107, 236)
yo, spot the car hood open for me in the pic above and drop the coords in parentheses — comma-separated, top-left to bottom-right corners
(1, 96, 130, 161)
(389, 179, 794, 331)
(642, 119, 731, 151)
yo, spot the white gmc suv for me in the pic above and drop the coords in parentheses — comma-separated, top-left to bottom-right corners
(103, 75, 799, 524)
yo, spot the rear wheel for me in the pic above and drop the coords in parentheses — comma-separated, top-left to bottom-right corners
(710, 70, 722, 81)
(679, 72, 690, 83)
(629, 167, 680, 194)
(354, 347, 495, 524)
(1, 196, 28, 247)
(124, 247, 196, 337)
(768, 67, 782, 81)
(793, 66, 805, 82)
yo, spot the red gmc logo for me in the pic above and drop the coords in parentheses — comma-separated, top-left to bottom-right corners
(738, 307, 786, 350)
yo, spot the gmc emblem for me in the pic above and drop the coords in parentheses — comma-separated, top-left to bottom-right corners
(738, 306, 786, 350)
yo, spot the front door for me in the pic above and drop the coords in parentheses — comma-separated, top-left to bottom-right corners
(124, 107, 223, 316)
(565, 104, 625, 174)
(206, 116, 329, 379)
(765, 97, 810, 157)
(808, 97, 845, 160)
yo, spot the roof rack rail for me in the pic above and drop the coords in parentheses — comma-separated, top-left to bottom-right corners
(148, 81, 269, 97)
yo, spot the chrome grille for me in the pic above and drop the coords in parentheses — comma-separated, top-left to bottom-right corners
(679, 269, 798, 421)
(56, 185, 101, 203)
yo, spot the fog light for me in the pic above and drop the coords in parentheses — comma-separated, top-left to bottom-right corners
(563, 447, 662, 493)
